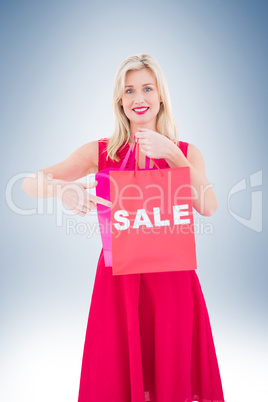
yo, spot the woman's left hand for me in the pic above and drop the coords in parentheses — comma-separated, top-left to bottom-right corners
(134, 128, 173, 159)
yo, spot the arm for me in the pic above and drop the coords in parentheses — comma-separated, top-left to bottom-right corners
(21, 140, 112, 216)
(21, 140, 99, 197)
(165, 142, 218, 217)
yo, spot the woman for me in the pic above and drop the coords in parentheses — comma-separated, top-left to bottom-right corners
(22, 54, 225, 402)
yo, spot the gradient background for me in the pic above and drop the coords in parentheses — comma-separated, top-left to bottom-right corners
(1, 1, 267, 401)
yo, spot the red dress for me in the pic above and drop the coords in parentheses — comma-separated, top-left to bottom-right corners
(78, 138, 225, 402)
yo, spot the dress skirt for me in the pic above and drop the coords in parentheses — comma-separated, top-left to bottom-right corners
(78, 250, 225, 402)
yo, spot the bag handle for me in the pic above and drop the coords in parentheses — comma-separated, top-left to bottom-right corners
(135, 140, 162, 173)
(120, 135, 163, 175)
(120, 137, 136, 170)
(119, 136, 145, 170)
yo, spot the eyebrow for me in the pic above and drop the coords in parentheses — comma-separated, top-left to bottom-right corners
(125, 83, 155, 88)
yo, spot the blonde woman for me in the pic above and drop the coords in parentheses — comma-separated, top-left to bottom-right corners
(22, 54, 224, 402)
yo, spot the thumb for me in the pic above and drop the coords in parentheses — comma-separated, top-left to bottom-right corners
(137, 127, 147, 132)
(81, 180, 98, 189)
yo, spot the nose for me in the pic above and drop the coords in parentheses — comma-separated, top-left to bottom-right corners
(133, 91, 145, 105)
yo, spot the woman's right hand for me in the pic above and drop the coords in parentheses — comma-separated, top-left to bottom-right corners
(56, 180, 112, 217)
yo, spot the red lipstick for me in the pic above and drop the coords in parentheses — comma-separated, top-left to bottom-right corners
(132, 107, 149, 115)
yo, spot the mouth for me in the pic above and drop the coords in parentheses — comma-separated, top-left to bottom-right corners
(132, 107, 149, 115)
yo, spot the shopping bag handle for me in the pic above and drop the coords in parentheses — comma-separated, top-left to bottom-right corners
(135, 140, 162, 172)
(120, 137, 136, 170)
(120, 135, 163, 175)
(119, 136, 147, 170)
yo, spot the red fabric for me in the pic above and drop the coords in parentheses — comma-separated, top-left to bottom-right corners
(78, 138, 225, 402)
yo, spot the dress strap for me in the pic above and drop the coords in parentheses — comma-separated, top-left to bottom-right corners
(98, 138, 109, 171)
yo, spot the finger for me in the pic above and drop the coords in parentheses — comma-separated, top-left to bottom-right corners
(77, 211, 87, 217)
(83, 194, 110, 209)
(134, 131, 146, 139)
(88, 200, 98, 210)
(77, 197, 104, 212)
(73, 208, 87, 217)
(81, 180, 98, 189)
(139, 148, 147, 155)
(82, 205, 92, 213)
(136, 139, 146, 145)
(77, 197, 93, 208)
(76, 200, 92, 211)
(90, 195, 112, 207)
(137, 127, 148, 131)
(140, 147, 153, 158)
(138, 143, 150, 151)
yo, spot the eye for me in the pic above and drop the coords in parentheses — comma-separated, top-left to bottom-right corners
(145, 87, 152, 92)
(126, 89, 133, 94)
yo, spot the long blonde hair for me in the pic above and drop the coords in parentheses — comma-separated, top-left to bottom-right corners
(107, 53, 179, 161)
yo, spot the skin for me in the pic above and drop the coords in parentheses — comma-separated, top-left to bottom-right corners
(21, 67, 217, 217)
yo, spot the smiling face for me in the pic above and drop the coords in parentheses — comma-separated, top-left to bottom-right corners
(120, 68, 162, 134)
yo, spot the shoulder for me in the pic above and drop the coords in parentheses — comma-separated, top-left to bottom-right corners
(72, 139, 100, 175)
(78, 137, 110, 160)
(78, 139, 98, 159)
(81, 137, 113, 174)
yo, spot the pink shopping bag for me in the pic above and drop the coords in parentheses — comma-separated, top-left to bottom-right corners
(95, 139, 137, 266)
(109, 140, 197, 275)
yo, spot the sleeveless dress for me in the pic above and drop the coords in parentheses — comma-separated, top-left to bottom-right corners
(78, 138, 225, 402)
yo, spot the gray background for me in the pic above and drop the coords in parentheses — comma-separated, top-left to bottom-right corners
(1, 1, 267, 401)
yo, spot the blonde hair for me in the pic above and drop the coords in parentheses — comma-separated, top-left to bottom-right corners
(107, 53, 179, 161)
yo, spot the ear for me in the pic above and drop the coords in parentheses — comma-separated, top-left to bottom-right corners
(120, 98, 123, 106)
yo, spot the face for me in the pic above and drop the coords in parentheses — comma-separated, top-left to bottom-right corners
(120, 68, 162, 130)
